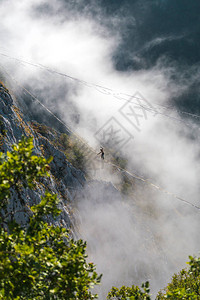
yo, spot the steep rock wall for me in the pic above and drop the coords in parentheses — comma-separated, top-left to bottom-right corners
(0, 82, 122, 239)
(0, 82, 85, 231)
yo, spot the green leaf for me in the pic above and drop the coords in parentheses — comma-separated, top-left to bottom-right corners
(0, 137, 101, 299)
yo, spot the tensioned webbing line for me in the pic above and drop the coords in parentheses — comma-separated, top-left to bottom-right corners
(0, 52, 199, 130)
(108, 162, 200, 211)
(1, 52, 200, 125)
(0, 64, 96, 154)
(1, 64, 200, 212)
(0, 55, 196, 131)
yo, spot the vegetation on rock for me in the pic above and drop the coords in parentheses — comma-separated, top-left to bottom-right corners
(0, 125, 200, 299)
(0, 137, 101, 299)
(107, 282, 151, 300)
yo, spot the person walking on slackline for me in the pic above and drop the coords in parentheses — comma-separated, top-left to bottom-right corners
(97, 147, 104, 160)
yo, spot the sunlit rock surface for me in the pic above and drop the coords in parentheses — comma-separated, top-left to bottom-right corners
(0, 83, 86, 231)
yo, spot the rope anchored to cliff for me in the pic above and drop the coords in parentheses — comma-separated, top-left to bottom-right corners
(1, 64, 200, 212)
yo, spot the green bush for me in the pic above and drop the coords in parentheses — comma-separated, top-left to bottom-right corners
(0, 137, 101, 299)
(156, 256, 200, 299)
(2, 137, 200, 300)
(107, 282, 151, 300)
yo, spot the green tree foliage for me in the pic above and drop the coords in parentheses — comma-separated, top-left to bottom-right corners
(156, 256, 200, 299)
(0, 136, 51, 212)
(107, 255, 200, 300)
(107, 281, 151, 300)
(2, 137, 200, 300)
(0, 137, 101, 299)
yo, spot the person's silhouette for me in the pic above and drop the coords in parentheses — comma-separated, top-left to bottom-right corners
(97, 147, 104, 160)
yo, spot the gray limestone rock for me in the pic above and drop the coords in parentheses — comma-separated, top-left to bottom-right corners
(0, 83, 85, 231)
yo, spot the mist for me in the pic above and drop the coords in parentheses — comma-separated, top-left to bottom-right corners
(0, 0, 200, 298)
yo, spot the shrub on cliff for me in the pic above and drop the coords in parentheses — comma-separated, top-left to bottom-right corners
(0, 137, 101, 299)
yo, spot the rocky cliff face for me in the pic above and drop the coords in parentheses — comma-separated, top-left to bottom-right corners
(0, 82, 86, 232)
(0, 81, 123, 237)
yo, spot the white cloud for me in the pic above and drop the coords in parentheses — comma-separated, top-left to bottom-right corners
(0, 0, 200, 297)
